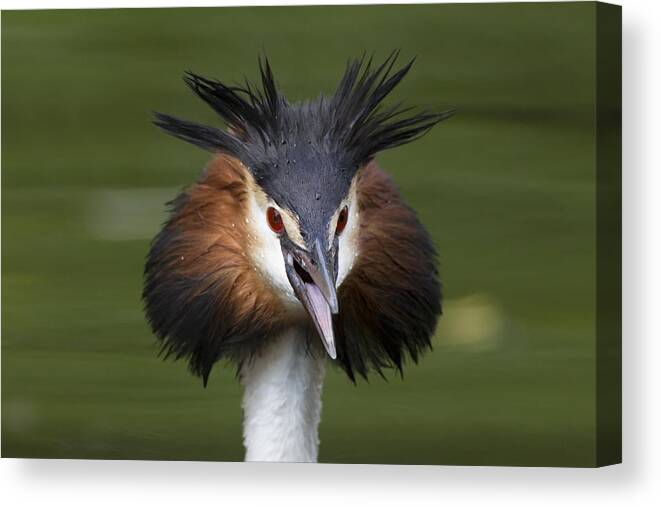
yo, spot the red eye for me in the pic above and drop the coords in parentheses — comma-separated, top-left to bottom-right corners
(267, 207, 284, 234)
(336, 206, 348, 235)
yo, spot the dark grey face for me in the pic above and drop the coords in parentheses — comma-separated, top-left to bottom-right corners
(254, 131, 354, 249)
(250, 126, 354, 358)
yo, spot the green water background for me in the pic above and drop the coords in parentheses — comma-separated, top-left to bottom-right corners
(2, 2, 598, 465)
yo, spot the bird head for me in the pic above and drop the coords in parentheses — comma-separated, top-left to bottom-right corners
(146, 52, 453, 383)
(223, 115, 364, 360)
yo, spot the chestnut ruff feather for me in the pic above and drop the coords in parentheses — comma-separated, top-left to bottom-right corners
(144, 156, 291, 385)
(144, 53, 449, 384)
(335, 161, 441, 381)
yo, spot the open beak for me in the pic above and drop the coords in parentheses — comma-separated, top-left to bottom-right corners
(283, 238, 339, 359)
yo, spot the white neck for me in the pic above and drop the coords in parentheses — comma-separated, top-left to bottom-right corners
(240, 326, 326, 462)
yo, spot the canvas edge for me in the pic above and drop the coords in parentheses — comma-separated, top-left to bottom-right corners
(595, 0, 622, 468)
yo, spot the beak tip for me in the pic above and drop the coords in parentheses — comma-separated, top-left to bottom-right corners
(327, 343, 337, 360)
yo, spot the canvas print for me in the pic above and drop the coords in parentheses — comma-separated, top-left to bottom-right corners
(1, 2, 621, 466)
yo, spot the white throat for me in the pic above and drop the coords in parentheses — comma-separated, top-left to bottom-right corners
(240, 326, 326, 462)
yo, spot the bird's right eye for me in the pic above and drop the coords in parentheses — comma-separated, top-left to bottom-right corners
(335, 206, 348, 235)
(267, 207, 284, 234)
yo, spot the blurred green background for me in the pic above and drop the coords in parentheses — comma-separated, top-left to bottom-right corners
(2, 2, 598, 466)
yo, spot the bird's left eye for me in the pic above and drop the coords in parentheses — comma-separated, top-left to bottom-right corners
(267, 207, 284, 234)
(336, 206, 348, 235)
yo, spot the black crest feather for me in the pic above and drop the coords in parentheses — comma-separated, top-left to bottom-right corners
(154, 51, 454, 175)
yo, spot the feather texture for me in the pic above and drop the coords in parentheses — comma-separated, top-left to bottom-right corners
(143, 156, 289, 385)
(153, 52, 454, 181)
(145, 53, 448, 385)
(335, 161, 441, 380)
(143, 155, 441, 384)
